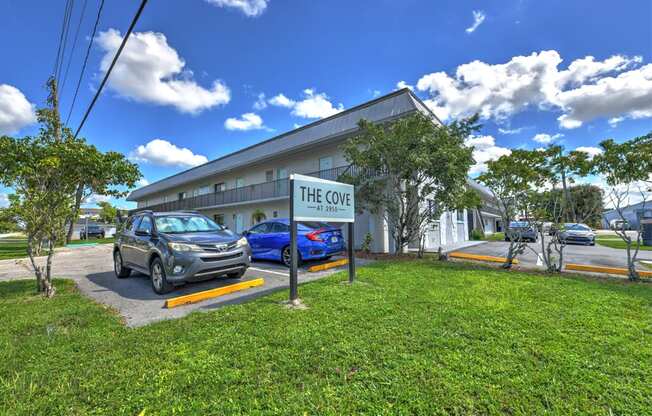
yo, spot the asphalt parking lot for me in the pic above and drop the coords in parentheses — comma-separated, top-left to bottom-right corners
(0, 244, 365, 327)
(455, 235, 652, 270)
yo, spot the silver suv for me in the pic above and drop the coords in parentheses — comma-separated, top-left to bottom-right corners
(113, 211, 251, 294)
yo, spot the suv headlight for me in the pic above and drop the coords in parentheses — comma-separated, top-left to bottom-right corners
(168, 242, 202, 252)
(236, 236, 249, 248)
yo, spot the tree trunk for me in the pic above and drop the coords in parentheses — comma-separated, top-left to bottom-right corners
(43, 240, 56, 298)
(560, 168, 577, 223)
(66, 184, 84, 244)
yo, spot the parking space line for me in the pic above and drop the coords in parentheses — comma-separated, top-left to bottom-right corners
(249, 267, 289, 277)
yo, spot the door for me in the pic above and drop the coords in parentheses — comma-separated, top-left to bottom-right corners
(120, 215, 141, 265)
(246, 222, 271, 258)
(234, 213, 244, 233)
(319, 157, 333, 179)
(269, 222, 291, 259)
(133, 215, 155, 270)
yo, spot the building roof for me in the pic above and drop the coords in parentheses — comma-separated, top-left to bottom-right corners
(127, 88, 438, 201)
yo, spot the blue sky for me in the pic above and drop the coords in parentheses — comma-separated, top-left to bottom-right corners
(1, 0, 651, 208)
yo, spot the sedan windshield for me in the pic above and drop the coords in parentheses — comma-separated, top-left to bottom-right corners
(566, 224, 591, 231)
(155, 215, 223, 233)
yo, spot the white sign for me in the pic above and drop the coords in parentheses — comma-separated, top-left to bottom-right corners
(291, 174, 354, 222)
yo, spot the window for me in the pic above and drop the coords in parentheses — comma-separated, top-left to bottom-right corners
(214, 182, 225, 193)
(199, 186, 210, 195)
(235, 178, 245, 188)
(213, 214, 225, 225)
(248, 223, 270, 234)
(265, 170, 274, 182)
(155, 215, 222, 233)
(271, 222, 289, 233)
(319, 156, 333, 172)
(178, 192, 187, 201)
(137, 216, 153, 234)
(273, 210, 278, 218)
(124, 216, 138, 231)
(277, 168, 288, 179)
(457, 210, 465, 222)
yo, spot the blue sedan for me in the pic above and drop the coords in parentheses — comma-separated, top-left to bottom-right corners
(243, 219, 345, 266)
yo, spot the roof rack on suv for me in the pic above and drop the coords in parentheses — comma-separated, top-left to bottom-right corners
(180, 210, 201, 214)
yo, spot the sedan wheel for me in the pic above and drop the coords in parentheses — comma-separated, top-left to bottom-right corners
(282, 246, 300, 267)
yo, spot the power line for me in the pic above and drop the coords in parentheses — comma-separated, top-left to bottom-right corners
(65, 0, 105, 126)
(53, 0, 72, 78)
(74, 0, 148, 138)
(60, 0, 88, 99)
(55, 0, 75, 85)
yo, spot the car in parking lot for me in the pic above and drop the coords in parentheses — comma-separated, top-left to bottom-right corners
(113, 211, 251, 294)
(505, 221, 538, 242)
(80, 224, 105, 239)
(558, 223, 596, 245)
(243, 219, 344, 266)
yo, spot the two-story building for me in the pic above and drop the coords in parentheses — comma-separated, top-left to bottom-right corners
(127, 88, 480, 253)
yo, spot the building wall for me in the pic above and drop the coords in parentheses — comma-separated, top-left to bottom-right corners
(137, 140, 350, 208)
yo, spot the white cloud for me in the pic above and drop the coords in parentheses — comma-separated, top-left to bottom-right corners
(268, 93, 295, 108)
(396, 81, 414, 91)
(269, 89, 343, 119)
(608, 116, 624, 127)
(372, 90, 381, 98)
(0, 84, 36, 135)
(414, 51, 651, 128)
(465, 135, 511, 175)
(131, 139, 208, 167)
(0, 193, 8, 208)
(532, 133, 563, 144)
(498, 127, 524, 135)
(465, 10, 486, 34)
(96, 29, 230, 114)
(135, 178, 150, 187)
(83, 194, 111, 204)
(224, 112, 265, 131)
(205, 0, 269, 17)
(555, 63, 652, 128)
(253, 93, 267, 110)
(573, 146, 603, 159)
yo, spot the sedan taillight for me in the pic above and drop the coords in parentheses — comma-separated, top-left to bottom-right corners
(306, 229, 325, 242)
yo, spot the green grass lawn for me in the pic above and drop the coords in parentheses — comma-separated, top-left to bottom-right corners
(596, 236, 652, 251)
(0, 236, 114, 260)
(1, 261, 651, 415)
(484, 231, 505, 241)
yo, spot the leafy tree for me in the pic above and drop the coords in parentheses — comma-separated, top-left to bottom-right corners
(478, 149, 549, 268)
(97, 201, 118, 224)
(540, 184, 604, 227)
(0, 79, 78, 296)
(64, 144, 140, 243)
(342, 113, 479, 254)
(593, 134, 652, 281)
(547, 145, 593, 223)
(0, 207, 20, 233)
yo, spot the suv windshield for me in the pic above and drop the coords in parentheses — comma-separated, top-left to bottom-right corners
(155, 215, 223, 233)
(87, 226, 101, 231)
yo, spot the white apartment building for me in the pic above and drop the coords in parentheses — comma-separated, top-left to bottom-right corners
(127, 88, 478, 253)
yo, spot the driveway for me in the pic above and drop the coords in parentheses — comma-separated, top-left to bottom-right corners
(456, 235, 652, 269)
(0, 245, 367, 327)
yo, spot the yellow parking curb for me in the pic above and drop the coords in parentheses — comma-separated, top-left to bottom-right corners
(165, 278, 265, 308)
(449, 252, 519, 264)
(565, 264, 652, 278)
(308, 258, 349, 272)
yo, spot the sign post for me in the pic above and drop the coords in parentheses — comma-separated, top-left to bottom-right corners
(289, 174, 355, 302)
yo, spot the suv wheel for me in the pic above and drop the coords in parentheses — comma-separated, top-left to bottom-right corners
(150, 257, 173, 294)
(282, 246, 301, 268)
(114, 251, 131, 278)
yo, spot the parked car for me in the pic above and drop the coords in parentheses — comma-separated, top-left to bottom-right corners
(558, 223, 596, 245)
(609, 219, 630, 231)
(113, 211, 251, 294)
(505, 221, 538, 242)
(244, 219, 344, 267)
(80, 224, 105, 239)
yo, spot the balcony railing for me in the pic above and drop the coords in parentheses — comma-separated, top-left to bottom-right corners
(131, 164, 384, 214)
